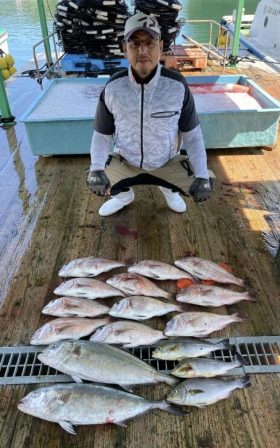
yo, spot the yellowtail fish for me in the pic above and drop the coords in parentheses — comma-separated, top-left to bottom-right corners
(171, 354, 246, 378)
(18, 384, 189, 434)
(152, 338, 231, 360)
(38, 341, 178, 387)
(167, 376, 251, 407)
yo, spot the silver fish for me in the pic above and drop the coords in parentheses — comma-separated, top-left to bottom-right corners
(164, 312, 248, 337)
(106, 273, 172, 299)
(58, 257, 125, 278)
(54, 278, 125, 300)
(90, 320, 167, 347)
(174, 257, 245, 287)
(167, 376, 251, 407)
(30, 317, 111, 345)
(42, 297, 110, 318)
(18, 384, 188, 434)
(152, 338, 231, 360)
(128, 260, 193, 280)
(171, 354, 246, 378)
(109, 296, 184, 320)
(38, 340, 178, 387)
(176, 284, 256, 307)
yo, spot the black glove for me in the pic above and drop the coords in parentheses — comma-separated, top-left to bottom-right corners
(189, 177, 212, 202)
(86, 170, 110, 196)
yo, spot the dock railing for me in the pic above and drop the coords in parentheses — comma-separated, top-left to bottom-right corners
(32, 30, 65, 89)
(182, 19, 229, 72)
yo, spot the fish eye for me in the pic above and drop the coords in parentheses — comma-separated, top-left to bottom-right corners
(49, 343, 59, 350)
(32, 391, 42, 398)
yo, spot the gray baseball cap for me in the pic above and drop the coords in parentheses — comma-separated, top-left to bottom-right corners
(124, 12, 161, 42)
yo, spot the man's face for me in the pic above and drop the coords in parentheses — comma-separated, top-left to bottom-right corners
(123, 31, 163, 79)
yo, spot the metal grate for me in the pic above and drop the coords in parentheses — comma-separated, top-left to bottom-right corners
(0, 336, 280, 385)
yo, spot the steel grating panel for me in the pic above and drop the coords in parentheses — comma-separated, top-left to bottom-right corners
(0, 336, 280, 385)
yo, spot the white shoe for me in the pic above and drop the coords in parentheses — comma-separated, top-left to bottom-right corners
(99, 189, 135, 216)
(158, 186, 187, 213)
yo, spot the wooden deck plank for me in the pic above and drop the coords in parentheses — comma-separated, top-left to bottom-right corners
(0, 65, 280, 447)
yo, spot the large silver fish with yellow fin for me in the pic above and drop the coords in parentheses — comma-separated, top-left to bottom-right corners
(38, 340, 178, 387)
(18, 383, 189, 435)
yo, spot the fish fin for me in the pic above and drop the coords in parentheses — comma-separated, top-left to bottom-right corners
(114, 421, 128, 428)
(187, 389, 204, 396)
(59, 421, 76, 435)
(156, 401, 191, 416)
(218, 262, 232, 273)
(115, 329, 129, 335)
(218, 338, 232, 351)
(201, 280, 215, 285)
(233, 312, 249, 323)
(122, 343, 136, 348)
(234, 352, 249, 366)
(120, 384, 134, 393)
(238, 376, 251, 389)
(166, 292, 176, 300)
(246, 288, 258, 301)
(71, 375, 83, 383)
(173, 365, 193, 375)
(243, 278, 253, 289)
(177, 279, 195, 289)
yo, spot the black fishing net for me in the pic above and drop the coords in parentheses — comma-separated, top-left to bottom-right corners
(54, 0, 130, 59)
(131, 0, 183, 51)
(54, 0, 183, 58)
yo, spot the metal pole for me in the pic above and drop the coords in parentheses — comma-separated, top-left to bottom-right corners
(229, 0, 245, 66)
(0, 70, 15, 124)
(37, 0, 53, 67)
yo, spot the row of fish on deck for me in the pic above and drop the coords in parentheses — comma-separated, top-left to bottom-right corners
(18, 257, 254, 434)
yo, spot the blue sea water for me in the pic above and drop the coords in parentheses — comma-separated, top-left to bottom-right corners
(0, 0, 259, 72)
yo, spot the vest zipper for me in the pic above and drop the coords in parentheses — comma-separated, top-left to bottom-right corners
(140, 84, 144, 168)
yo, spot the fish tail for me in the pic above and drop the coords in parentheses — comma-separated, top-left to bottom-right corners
(166, 292, 176, 300)
(155, 401, 191, 416)
(233, 277, 246, 287)
(218, 338, 231, 351)
(160, 373, 179, 386)
(233, 312, 249, 323)
(242, 277, 253, 289)
(236, 376, 251, 389)
(245, 286, 257, 301)
(234, 352, 250, 366)
(175, 303, 189, 312)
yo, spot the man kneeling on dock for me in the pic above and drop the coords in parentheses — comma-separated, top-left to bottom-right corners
(87, 11, 213, 216)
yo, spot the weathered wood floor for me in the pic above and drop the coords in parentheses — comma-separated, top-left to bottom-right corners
(0, 65, 280, 448)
